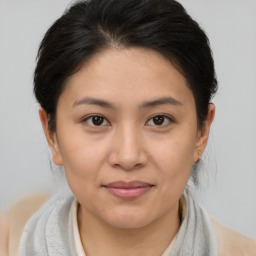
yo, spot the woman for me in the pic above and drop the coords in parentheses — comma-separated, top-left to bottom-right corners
(16, 0, 255, 255)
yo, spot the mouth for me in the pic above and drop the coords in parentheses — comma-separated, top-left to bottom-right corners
(102, 181, 154, 200)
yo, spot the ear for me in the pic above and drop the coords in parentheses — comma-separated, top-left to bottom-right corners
(39, 108, 63, 166)
(193, 104, 215, 162)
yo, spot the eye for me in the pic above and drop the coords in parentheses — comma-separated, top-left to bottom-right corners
(146, 114, 173, 127)
(83, 115, 110, 127)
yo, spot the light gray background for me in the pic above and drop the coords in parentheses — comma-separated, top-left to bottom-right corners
(0, 0, 255, 239)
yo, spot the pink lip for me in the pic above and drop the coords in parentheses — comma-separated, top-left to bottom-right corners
(103, 181, 154, 200)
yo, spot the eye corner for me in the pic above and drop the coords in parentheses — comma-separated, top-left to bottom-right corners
(82, 114, 110, 128)
(146, 114, 174, 128)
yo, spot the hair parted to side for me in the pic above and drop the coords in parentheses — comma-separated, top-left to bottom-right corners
(34, 0, 217, 132)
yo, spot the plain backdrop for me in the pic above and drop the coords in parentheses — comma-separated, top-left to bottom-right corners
(0, 0, 255, 239)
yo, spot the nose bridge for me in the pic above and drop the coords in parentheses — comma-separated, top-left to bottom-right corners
(120, 123, 140, 153)
(108, 122, 147, 170)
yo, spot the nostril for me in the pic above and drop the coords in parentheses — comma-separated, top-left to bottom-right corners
(109, 154, 147, 171)
(112, 162, 142, 171)
(107, 133, 148, 170)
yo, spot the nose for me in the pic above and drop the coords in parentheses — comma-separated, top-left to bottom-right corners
(108, 124, 148, 171)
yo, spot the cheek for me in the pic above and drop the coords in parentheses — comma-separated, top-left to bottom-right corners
(57, 131, 109, 193)
(151, 140, 194, 204)
(61, 143, 107, 206)
(57, 126, 108, 171)
(149, 129, 196, 188)
(151, 135, 195, 171)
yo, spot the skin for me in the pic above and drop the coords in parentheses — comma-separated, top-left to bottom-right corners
(40, 47, 215, 256)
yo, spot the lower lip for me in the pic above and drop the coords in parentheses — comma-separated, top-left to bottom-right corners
(104, 186, 153, 199)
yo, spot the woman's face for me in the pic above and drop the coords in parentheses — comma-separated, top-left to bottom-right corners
(42, 47, 213, 229)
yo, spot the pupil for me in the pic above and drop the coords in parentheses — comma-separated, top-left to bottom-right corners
(92, 116, 103, 126)
(153, 116, 164, 125)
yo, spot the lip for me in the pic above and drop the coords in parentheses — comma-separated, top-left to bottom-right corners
(103, 181, 154, 200)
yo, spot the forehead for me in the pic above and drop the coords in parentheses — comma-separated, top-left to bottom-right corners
(61, 47, 194, 108)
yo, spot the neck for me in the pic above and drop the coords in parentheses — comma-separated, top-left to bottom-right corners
(78, 203, 181, 256)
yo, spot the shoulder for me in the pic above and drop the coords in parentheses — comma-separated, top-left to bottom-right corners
(0, 210, 9, 256)
(8, 194, 48, 256)
(8, 192, 74, 256)
(8, 194, 47, 256)
(210, 216, 256, 256)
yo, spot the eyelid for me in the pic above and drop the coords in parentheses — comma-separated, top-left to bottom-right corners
(146, 113, 174, 127)
(81, 113, 174, 128)
(82, 114, 110, 127)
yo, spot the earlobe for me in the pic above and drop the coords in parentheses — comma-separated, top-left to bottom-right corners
(193, 104, 215, 162)
(39, 108, 63, 166)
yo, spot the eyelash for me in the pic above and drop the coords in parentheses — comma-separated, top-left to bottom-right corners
(82, 115, 110, 127)
(82, 114, 174, 128)
(146, 114, 173, 127)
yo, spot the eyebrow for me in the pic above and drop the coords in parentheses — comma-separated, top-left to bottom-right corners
(73, 97, 114, 108)
(72, 96, 182, 109)
(140, 97, 182, 108)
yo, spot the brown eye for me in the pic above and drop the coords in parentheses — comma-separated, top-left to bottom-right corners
(84, 115, 109, 127)
(153, 115, 165, 125)
(146, 114, 172, 127)
(92, 116, 104, 126)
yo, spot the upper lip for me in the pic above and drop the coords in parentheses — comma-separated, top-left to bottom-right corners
(103, 181, 153, 188)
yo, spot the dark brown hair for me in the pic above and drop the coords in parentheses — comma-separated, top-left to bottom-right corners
(34, 0, 217, 131)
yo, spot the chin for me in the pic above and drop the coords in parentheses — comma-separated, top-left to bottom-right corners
(101, 208, 154, 229)
(109, 219, 152, 230)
